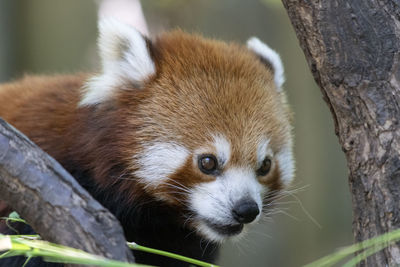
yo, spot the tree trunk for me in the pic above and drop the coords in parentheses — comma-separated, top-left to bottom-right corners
(0, 118, 134, 264)
(281, 1, 400, 266)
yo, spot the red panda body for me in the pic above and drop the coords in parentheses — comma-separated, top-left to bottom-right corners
(0, 20, 294, 266)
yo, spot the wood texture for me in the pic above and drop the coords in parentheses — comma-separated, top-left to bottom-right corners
(0, 118, 134, 264)
(281, 0, 400, 265)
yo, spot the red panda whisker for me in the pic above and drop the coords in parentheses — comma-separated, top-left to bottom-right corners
(184, 228, 199, 239)
(261, 210, 280, 220)
(285, 190, 322, 228)
(262, 206, 290, 213)
(139, 178, 191, 194)
(107, 169, 131, 186)
(206, 239, 219, 256)
(262, 208, 291, 217)
(165, 190, 189, 196)
(183, 214, 195, 228)
(232, 240, 246, 255)
(247, 229, 272, 240)
(264, 209, 299, 221)
(201, 239, 213, 257)
(153, 192, 187, 206)
(263, 190, 292, 202)
(166, 179, 192, 192)
(263, 186, 313, 225)
(160, 182, 192, 194)
(165, 192, 191, 202)
(270, 200, 298, 206)
(280, 184, 310, 196)
(259, 216, 274, 224)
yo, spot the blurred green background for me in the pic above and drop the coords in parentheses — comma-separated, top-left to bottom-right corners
(0, 0, 352, 266)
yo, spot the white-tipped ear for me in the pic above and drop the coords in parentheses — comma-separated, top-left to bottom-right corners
(247, 37, 285, 90)
(80, 18, 156, 106)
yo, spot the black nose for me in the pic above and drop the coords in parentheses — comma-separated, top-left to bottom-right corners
(232, 199, 260, 224)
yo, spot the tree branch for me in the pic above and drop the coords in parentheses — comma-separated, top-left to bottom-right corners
(0, 118, 134, 263)
(281, 1, 400, 265)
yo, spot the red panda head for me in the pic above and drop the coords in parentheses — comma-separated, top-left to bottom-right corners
(80, 19, 294, 243)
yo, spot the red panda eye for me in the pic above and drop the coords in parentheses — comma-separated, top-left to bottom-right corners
(198, 154, 218, 174)
(257, 158, 272, 176)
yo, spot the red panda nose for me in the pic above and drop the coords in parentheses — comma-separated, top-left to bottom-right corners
(232, 199, 260, 224)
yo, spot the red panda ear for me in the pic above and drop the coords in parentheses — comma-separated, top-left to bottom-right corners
(80, 18, 156, 106)
(247, 37, 285, 91)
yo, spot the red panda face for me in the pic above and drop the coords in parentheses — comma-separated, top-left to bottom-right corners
(80, 19, 294, 242)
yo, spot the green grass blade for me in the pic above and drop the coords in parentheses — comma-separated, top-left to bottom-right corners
(1, 235, 217, 267)
(342, 243, 387, 267)
(22, 256, 33, 267)
(0, 217, 27, 224)
(0, 236, 150, 267)
(127, 242, 219, 267)
(305, 229, 400, 267)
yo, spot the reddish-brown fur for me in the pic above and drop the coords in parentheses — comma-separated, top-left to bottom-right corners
(0, 30, 293, 266)
(0, 31, 291, 210)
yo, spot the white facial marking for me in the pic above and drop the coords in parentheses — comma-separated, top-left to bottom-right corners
(247, 37, 285, 90)
(276, 146, 295, 185)
(134, 142, 189, 187)
(257, 138, 272, 165)
(80, 18, 156, 106)
(213, 134, 231, 165)
(190, 167, 263, 242)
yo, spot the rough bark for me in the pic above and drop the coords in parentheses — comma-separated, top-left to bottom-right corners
(281, 0, 400, 265)
(0, 118, 134, 264)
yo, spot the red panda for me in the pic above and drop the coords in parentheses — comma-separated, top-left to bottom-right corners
(0, 19, 294, 266)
